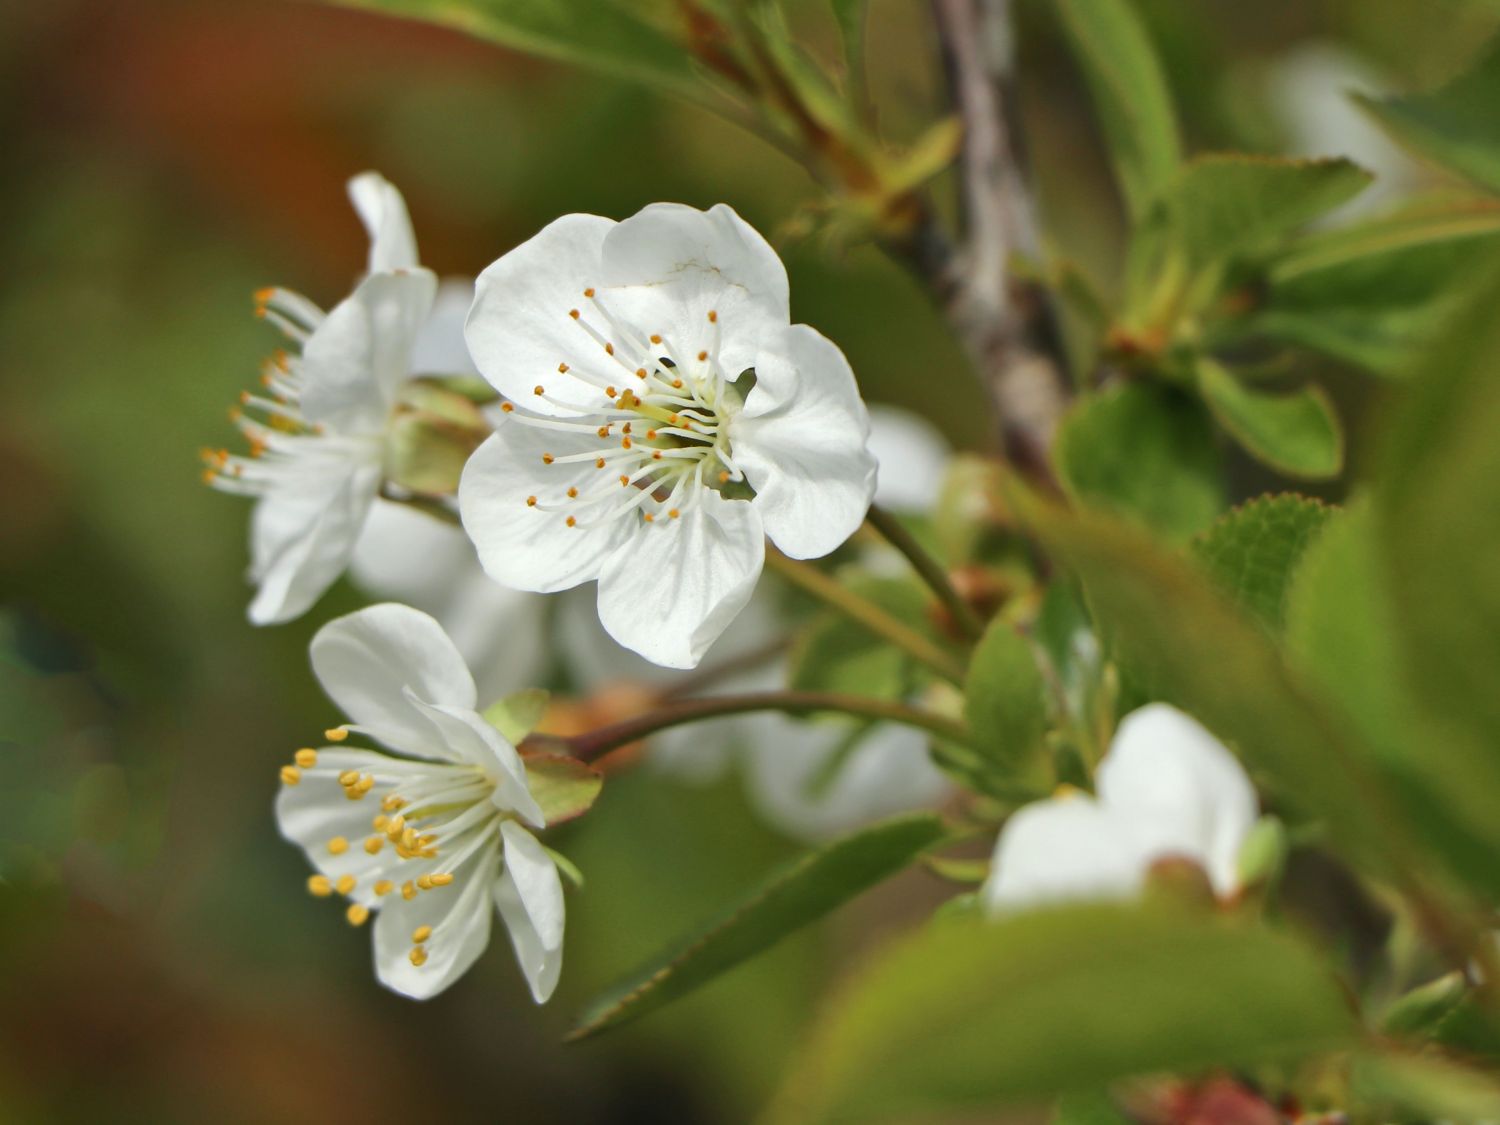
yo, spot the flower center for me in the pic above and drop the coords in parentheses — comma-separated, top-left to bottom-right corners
(502, 292, 753, 529)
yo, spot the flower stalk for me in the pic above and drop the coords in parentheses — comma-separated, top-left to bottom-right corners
(864, 503, 985, 642)
(525, 690, 976, 764)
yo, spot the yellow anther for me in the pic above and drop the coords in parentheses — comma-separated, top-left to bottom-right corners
(307, 875, 333, 897)
(606, 385, 617, 398)
(621, 437, 632, 450)
(697, 350, 708, 361)
(652, 451, 663, 460)
(374, 880, 394, 896)
(325, 727, 349, 742)
(401, 881, 417, 900)
(401, 827, 420, 850)
(643, 514, 655, 523)
(500, 402, 514, 413)
(364, 836, 385, 855)
(346, 903, 370, 926)
(416, 874, 434, 890)
(295, 748, 318, 768)
(382, 794, 406, 812)
(335, 874, 356, 896)
(668, 509, 680, 519)
(565, 516, 577, 527)
(595, 457, 606, 469)
(569, 308, 580, 319)
(597, 425, 610, 437)
(533, 384, 545, 396)
(567, 487, 578, 498)
(583, 287, 595, 298)
(526, 496, 537, 507)
(708, 309, 718, 323)
(672, 378, 683, 388)
(355, 775, 375, 795)
(622, 422, 632, 434)
(343, 787, 365, 801)
(635, 368, 647, 379)
(558, 362, 569, 373)
(429, 873, 455, 887)
(618, 474, 629, 486)
(385, 815, 406, 838)
(338, 770, 359, 787)
(604, 342, 614, 356)
(650, 334, 662, 344)
(327, 836, 349, 855)
(409, 946, 428, 967)
(647, 429, 658, 439)
(279, 765, 301, 786)
(373, 814, 389, 831)
(412, 925, 433, 944)
(542, 453, 555, 465)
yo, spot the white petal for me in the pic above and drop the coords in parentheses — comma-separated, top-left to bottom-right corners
(596, 491, 764, 669)
(458, 418, 629, 593)
(348, 497, 476, 612)
(982, 796, 1150, 913)
(1096, 703, 1259, 896)
(442, 578, 550, 704)
(735, 323, 876, 559)
(494, 821, 565, 1004)
(403, 696, 545, 828)
(598, 203, 790, 378)
(247, 459, 381, 626)
(465, 213, 615, 415)
(274, 747, 419, 906)
(300, 269, 437, 431)
(373, 844, 497, 1000)
(866, 405, 952, 513)
(310, 603, 477, 757)
(410, 278, 478, 376)
(742, 718, 952, 841)
(348, 171, 420, 273)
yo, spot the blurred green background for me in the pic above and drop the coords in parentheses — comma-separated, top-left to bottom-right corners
(0, 1, 1493, 1120)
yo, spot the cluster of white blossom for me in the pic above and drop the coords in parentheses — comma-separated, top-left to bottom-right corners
(209, 174, 1263, 1003)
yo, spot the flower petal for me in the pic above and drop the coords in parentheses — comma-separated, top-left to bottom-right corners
(248, 459, 381, 626)
(310, 603, 477, 757)
(300, 269, 437, 431)
(465, 213, 615, 415)
(458, 418, 629, 594)
(403, 695, 545, 828)
(598, 203, 790, 378)
(348, 498, 475, 612)
(596, 491, 764, 669)
(373, 843, 498, 1000)
(734, 323, 876, 559)
(410, 278, 478, 376)
(494, 821, 565, 1004)
(1096, 703, 1259, 896)
(867, 405, 952, 513)
(982, 796, 1149, 913)
(348, 171, 421, 273)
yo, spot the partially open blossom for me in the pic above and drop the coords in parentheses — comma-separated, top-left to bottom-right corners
(983, 704, 1257, 912)
(275, 603, 565, 1002)
(204, 172, 442, 625)
(459, 203, 878, 669)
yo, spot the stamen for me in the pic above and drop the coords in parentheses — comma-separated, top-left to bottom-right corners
(374, 880, 395, 896)
(412, 925, 433, 943)
(295, 748, 318, 768)
(409, 946, 428, 967)
(326, 728, 349, 742)
(346, 904, 370, 926)
(308, 875, 332, 897)
(335, 874, 356, 896)
(364, 836, 385, 855)
(327, 837, 349, 855)
(280, 765, 301, 786)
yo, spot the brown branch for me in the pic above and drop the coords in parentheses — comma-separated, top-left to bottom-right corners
(892, 0, 1071, 487)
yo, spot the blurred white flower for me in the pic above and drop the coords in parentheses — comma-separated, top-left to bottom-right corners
(983, 704, 1257, 913)
(275, 603, 564, 1002)
(206, 172, 448, 625)
(459, 203, 877, 669)
(867, 405, 951, 513)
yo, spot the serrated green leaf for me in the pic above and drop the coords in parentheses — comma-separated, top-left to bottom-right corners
(767, 904, 1356, 1123)
(1249, 196, 1500, 375)
(324, 0, 708, 98)
(568, 812, 946, 1039)
(481, 688, 549, 744)
(1168, 155, 1372, 272)
(1358, 37, 1500, 195)
(963, 619, 1048, 777)
(1190, 493, 1333, 632)
(1197, 359, 1343, 479)
(1015, 492, 1395, 872)
(522, 752, 602, 826)
(1053, 0, 1181, 221)
(1055, 383, 1225, 543)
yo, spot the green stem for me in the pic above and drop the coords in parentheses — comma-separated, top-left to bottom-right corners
(524, 690, 975, 764)
(865, 504, 985, 642)
(765, 549, 968, 684)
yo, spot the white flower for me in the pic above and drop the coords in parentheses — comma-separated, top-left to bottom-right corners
(866, 405, 952, 514)
(205, 172, 438, 625)
(274, 603, 564, 1002)
(982, 704, 1257, 913)
(459, 203, 878, 669)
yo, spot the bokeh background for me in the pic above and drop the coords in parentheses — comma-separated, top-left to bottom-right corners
(0, 1, 1492, 1120)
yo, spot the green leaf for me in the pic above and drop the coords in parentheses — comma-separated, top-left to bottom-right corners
(1250, 196, 1500, 375)
(481, 688, 549, 744)
(521, 753, 602, 826)
(1053, 0, 1181, 221)
(790, 575, 934, 699)
(1190, 493, 1333, 632)
(1358, 37, 1500, 195)
(1196, 358, 1343, 479)
(1380, 971, 1468, 1038)
(324, 0, 707, 98)
(1055, 383, 1225, 543)
(1168, 155, 1372, 272)
(568, 812, 946, 1040)
(768, 903, 1356, 1122)
(1351, 1051, 1500, 1123)
(1015, 492, 1396, 872)
(963, 619, 1048, 776)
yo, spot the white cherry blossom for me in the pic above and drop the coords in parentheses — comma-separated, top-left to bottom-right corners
(983, 704, 1257, 913)
(205, 172, 439, 625)
(459, 203, 877, 669)
(274, 603, 564, 1002)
